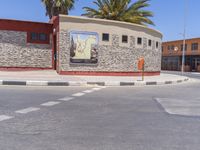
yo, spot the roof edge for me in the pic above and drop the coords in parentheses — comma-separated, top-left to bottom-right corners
(0, 18, 52, 25)
(163, 37, 200, 43)
(59, 15, 162, 38)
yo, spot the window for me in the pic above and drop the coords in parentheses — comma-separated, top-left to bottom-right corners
(171, 45, 174, 51)
(181, 44, 187, 51)
(137, 37, 142, 45)
(156, 42, 159, 48)
(191, 43, 198, 51)
(168, 45, 170, 50)
(39, 33, 47, 41)
(102, 33, 109, 41)
(31, 32, 37, 40)
(148, 39, 152, 47)
(122, 35, 128, 43)
(168, 45, 174, 51)
(28, 32, 49, 44)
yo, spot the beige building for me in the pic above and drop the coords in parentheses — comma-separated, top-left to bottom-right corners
(56, 15, 162, 76)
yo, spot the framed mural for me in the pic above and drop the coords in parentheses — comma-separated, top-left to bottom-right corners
(70, 31, 99, 64)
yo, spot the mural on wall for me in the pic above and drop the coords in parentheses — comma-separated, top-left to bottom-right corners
(70, 31, 98, 64)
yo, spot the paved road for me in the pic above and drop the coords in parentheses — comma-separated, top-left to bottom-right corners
(0, 80, 200, 150)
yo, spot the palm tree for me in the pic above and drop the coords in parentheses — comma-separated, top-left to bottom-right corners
(82, 0, 154, 26)
(41, 0, 75, 19)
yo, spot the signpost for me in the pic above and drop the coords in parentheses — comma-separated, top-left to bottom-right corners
(138, 57, 145, 81)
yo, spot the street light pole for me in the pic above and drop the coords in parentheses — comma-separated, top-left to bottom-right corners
(181, 0, 187, 75)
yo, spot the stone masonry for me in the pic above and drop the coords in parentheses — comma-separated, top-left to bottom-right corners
(59, 30, 161, 72)
(0, 30, 52, 68)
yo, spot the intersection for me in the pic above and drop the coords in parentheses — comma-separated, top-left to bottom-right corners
(0, 77, 199, 149)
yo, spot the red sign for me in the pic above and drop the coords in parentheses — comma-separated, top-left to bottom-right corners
(138, 57, 145, 70)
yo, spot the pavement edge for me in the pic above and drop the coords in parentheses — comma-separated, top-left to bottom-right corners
(0, 77, 190, 87)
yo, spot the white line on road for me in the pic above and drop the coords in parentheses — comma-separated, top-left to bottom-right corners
(57, 97, 74, 102)
(83, 90, 93, 93)
(15, 107, 40, 114)
(0, 115, 13, 121)
(100, 86, 107, 89)
(72, 92, 85, 97)
(92, 87, 102, 91)
(41, 101, 61, 107)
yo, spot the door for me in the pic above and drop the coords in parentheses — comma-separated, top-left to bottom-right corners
(192, 58, 200, 71)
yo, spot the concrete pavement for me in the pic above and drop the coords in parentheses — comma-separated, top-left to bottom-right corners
(0, 70, 190, 86)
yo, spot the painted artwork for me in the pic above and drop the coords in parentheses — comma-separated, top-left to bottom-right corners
(70, 31, 98, 64)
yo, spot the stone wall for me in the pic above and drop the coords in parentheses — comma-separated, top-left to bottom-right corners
(59, 30, 161, 72)
(0, 30, 52, 68)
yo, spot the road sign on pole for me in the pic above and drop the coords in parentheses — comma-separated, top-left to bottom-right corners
(138, 57, 145, 81)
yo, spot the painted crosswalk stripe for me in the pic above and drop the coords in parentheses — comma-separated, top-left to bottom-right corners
(83, 90, 93, 93)
(100, 87, 107, 89)
(15, 107, 40, 114)
(41, 101, 61, 107)
(0, 115, 13, 121)
(72, 92, 85, 97)
(58, 97, 74, 102)
(92, 87, 102, 91)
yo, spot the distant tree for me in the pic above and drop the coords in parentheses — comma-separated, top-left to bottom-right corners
(82, 0, 154, 26)
(41, 0, 75, 19)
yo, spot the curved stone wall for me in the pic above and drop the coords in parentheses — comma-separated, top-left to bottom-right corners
(58, 15, 162, 75)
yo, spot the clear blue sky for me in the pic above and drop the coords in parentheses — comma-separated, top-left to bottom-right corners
(0, 0, 199, 42)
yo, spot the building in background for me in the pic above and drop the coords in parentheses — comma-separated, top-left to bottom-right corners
(0, 15, 162, 76)
(162, 38, 200, 72)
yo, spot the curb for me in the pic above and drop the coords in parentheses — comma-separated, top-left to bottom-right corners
(0, 78, 190, 86)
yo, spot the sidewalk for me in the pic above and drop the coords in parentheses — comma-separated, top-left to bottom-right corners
(0, 70, 189, 86)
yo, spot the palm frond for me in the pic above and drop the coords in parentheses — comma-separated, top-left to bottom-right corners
(82, 0, 154, 26)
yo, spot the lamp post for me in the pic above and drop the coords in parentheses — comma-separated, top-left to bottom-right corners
(181, 0, 187, 75)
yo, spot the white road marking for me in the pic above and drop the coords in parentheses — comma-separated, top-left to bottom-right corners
(156, 98, 200, 116)
(100, 86, 107, 89)
(72, 92, 85, 97)
(83, 90, 93, 93)
(0, 115, 13, 121)
(92, 87, 102, 91)
(58, 97, 74, 102)
(26, 81, 48, 86)
(15, 107, 40, 114)
(41, 101, 61, 106)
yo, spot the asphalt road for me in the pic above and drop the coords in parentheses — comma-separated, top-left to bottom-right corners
(0, 79, 200, 150)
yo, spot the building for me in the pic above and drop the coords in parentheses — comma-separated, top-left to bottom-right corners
(0, 18, 53, 70)
(0, 15, 162, 76)
(162, 38, 200, 72)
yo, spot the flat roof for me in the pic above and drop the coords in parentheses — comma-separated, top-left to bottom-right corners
(0, 18, 51, 25)
(0, 18, 52, 33)
(163, 37, 200, 43)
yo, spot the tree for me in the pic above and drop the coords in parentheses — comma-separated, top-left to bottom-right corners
(82, 0, 154, 26)
(41, 0, 75, 19)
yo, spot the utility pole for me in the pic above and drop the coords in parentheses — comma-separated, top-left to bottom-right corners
(181, 0, 187, 75)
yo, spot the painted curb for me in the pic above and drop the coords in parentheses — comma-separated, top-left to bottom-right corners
(0, 78, 190, 86)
